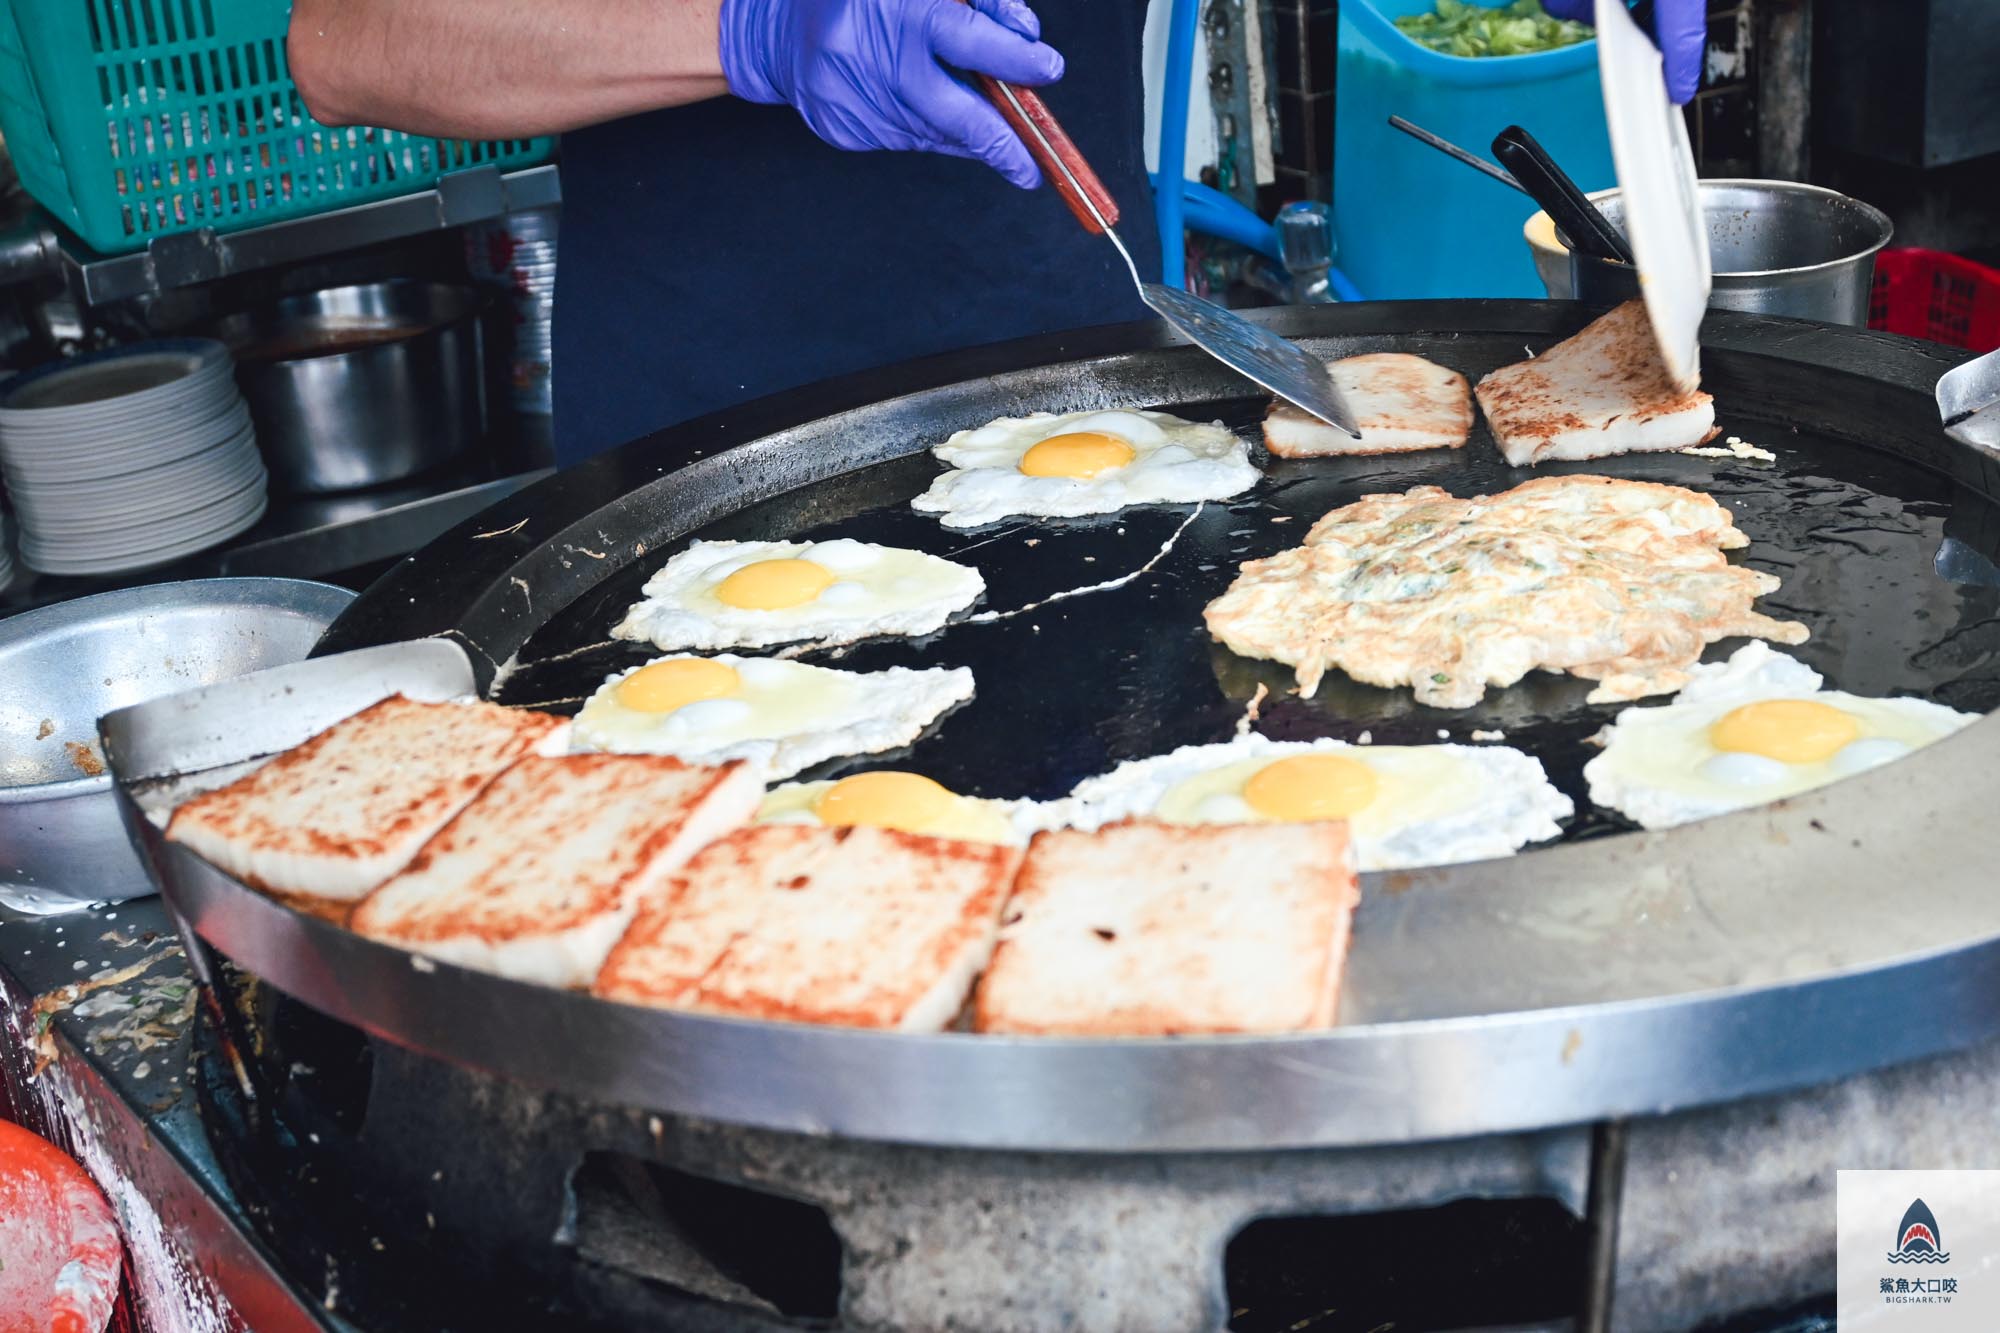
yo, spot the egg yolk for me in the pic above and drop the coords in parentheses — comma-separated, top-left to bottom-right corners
(1709, 699, 1860, 765)
(814, 771, 956, 834)
(614, 658, 742, 713)
(1243, 753, 1380, 822)
(715, 559, 835, 610)
(1018, 432, 1136, 479)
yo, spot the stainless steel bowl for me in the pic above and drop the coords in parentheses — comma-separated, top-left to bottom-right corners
(1569, 179, 1894, 325)
(0, 578, 353, 911)
(209, 280, 489, 494)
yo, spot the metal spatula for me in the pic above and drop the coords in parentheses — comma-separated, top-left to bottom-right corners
(1594, 0, 1709, 394)
(1938, 346, 2000, 455)
(979, 77, 1360, 437)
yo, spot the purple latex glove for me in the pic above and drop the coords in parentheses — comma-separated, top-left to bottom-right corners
(1543, 0, 1706, 104)
(721, 0, 1065, 188)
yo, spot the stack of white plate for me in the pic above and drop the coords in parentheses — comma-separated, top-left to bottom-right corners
(0, 339, 266, 577)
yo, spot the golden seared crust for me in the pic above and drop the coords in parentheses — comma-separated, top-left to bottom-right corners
(349, 755, 760, 990)
(595, 824, 1021, 1032)
(1265, 352, 1473, 457)
(1204, 474, 1809, 708)
(1474, 301, 1717, 465)
(971, 820, 1358, 1037)
(165, 696, 563, 902)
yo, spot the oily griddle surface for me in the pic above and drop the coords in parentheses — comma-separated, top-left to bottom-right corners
(494, 394, 2000, 843)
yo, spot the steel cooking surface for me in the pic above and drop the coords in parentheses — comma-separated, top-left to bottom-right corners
(496, 392, 2000, 841)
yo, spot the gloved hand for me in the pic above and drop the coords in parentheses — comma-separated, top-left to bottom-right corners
(1543, 0, 1706, 104)
(720, 0, 1064, 188)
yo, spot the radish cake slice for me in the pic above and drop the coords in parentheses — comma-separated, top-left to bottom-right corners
(595, 823, 1021, 1031)
(1475, 300, 1717, 466)
(1266, 352, 1473, 456)
(350, 754, 761, 988)
(165, 696, 563, 910)
(972, 819, 1359, 1036)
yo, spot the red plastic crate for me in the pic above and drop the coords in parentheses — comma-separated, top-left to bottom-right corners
(1869, 247, 2000, 353)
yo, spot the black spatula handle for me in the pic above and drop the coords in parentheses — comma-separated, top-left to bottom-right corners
(1492, 125, 1634, 265)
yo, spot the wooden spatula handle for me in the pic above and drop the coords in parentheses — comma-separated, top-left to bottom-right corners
(976, 76, 1121, 234)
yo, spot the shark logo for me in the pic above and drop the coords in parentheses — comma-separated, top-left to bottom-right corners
(1888, 1198, 1951, 1264)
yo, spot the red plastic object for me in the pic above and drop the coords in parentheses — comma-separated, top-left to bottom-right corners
(0, 1119, 121, 1333)
(1869, 247, 2000, 353)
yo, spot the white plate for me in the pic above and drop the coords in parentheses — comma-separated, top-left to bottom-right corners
(20, 477, 266, 572)
(20, 466, 265, 553)
(16, 458, 263, 532)
(0, 342, 232, 424)
(1, 402, 251, 484)
(0, 379, 241, 451)
(0, 389, 241, 460)
(0, 360, 232, 420)
(10, 448, 264, 532)
(0, 387, 243, 451)
(9, 425, 258, 499)
(19, 499, 265, 576)
(1595, 0, 1710, 394)
(21, 491, 266, 576)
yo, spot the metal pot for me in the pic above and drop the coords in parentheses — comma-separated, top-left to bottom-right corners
(0, 578, 354, 912)
(1569, 179, 1893, 325)
(209, 281, 488, 495)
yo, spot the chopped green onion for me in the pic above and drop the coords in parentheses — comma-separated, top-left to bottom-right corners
(1394, 0, 1591, 57)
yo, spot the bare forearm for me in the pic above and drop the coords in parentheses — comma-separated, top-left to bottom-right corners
(289, 0, 729, 137)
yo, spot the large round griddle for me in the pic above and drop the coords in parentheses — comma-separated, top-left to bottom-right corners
(172, 301, 2000, 1151)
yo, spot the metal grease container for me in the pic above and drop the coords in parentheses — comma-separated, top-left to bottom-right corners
(0, 578, 353, 911)
(210, 280, 488, 494)
(1570, 179, 1893, 325)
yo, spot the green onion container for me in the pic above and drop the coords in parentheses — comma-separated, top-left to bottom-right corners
(1334, 0, 1615, 299)
(0, 0, 554, 255)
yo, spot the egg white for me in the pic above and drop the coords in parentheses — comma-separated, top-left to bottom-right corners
(611, 538, 984, 651)
(1583, 642, 1980, 830)
(1043, 732, 1573, 871)
(571, 654, 974, 781)
(911, 408, 1259, 529)
(757, 776, 1029, 844)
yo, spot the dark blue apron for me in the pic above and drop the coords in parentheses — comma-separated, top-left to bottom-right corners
(550, 0, 1158, 465)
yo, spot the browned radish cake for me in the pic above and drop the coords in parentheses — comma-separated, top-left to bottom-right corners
(972, 820, 1359, 1036)
(1266, 352, 1473, 456)
(165, 696, 563, 910)
(595, 823, 1021, 1031)
(349, 754, 761, 988)
(1475, 300, 1716, 465)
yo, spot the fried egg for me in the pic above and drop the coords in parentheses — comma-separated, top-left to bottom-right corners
(1045, 733, 1573, 871)
(1583, 642, 1980, 829)
(571, 654, 973, 781)
(911, 408, 1259, 529)
(611, 538, 984, 651)
(758, 771, 1024, 844)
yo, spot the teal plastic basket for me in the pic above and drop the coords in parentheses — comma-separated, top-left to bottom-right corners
(1333, 0, 1615, 299)
(0, 0, 554, 255)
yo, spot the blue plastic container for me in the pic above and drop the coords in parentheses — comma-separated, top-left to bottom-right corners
(1333, 0, 1615, 299)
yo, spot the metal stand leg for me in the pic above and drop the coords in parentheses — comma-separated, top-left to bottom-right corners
(1580, 1118, 1629, 1333)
